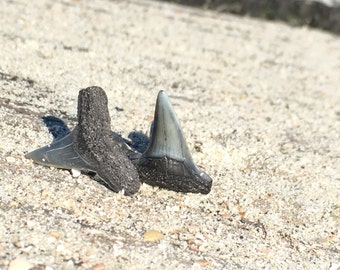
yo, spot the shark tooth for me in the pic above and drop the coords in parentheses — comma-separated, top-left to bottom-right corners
(26, 86, 140, 195)
(136, 90, 213, 194)
(25, 128, 95, 172)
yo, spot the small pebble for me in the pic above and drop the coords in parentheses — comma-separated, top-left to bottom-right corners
(49, 231, 60, 239)
(10, 201, 19, 207)
(8, 257, 33, 270)
(92, 263, 106, 270)
(194, 259, 211, 267)
(41, 189, 49, 199)
(6, 156, 16, 163)
(71, 169, 81, 177)
(26, 220, 35, 228)
(143, 230, 164, 242)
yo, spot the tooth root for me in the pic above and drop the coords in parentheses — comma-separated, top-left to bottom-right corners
(138, 90, 213, 194)
(25, 129, 95, 172)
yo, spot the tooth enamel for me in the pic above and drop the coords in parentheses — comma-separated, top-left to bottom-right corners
(142, 90, 192, 162)
(136, 90, 213, 194)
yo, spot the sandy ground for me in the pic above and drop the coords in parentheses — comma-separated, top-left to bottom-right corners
(0, 0, 339, 269)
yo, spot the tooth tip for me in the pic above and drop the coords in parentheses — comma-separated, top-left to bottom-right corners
(157, 90, 166, 98)
(24, 152, 33, 159)
(25, 152, 37, 160)
(156, 90, 171, 110)
(25, 145, 49, 161)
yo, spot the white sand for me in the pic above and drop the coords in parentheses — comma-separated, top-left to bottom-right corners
(0, 0, 339, 269)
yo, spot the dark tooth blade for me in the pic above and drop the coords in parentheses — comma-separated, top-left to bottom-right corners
(137, 90, 213, 194)
(25, 129, 95, 171)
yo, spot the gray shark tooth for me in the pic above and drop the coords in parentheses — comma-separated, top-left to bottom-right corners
(26, 86, 140, 195)
(136, 90, 213, 194)
(25, 128, 95, 172)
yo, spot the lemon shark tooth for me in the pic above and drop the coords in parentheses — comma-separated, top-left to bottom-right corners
(136, 90, 213, 194)
(25, 86, 140, 195)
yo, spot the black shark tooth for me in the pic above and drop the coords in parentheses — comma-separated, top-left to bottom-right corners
(135, 90, 213, 194)
(25, 86, 140, 195)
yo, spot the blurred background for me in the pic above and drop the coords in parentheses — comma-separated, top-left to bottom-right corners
(159, 0, 340, 34)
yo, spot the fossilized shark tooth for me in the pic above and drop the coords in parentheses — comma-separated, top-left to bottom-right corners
(135, 90, 213, 194)
(25, 128, 95, 172)
(25, 86, 140, 195)
(41, 115, 71, 142)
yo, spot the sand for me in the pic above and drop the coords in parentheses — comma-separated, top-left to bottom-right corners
(0, 0, 339, 269)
